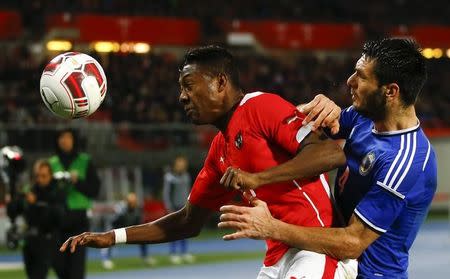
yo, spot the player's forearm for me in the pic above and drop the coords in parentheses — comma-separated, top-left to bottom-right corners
(115, 207, 203, 245)
(257, 139, 345, 185)
(271, 219, 361, 260)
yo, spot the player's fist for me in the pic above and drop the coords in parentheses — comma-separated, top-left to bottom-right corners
(297, 94, 341, 135)
(60, 231, 115, 253)
(220, 167, 261, 190)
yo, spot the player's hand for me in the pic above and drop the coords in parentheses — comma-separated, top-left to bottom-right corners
(220, 167, 262, 190)
(297, 94, 341, 135)
(70, 171, 79, 184)
(218, 199, 276, 240)
(59, 231, 115, 253)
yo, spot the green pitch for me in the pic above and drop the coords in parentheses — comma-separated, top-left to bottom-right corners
(0, 251, 263, 279)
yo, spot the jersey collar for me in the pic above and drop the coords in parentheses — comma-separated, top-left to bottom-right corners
(371, 120, 420, 136)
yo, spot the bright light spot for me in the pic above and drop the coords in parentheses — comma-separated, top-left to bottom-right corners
(422, 48, 433, 59)
(46, 40, 72, 51)
(94, 41, 120, 53)
(433, 48, 443, 59)
(133, 43, 151, 54)
(120, 43, 132, 53)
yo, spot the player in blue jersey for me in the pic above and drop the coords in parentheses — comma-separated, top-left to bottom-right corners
(218, 38, 437, 278)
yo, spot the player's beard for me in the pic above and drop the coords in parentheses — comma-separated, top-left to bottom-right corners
(354, 87, 387, 121)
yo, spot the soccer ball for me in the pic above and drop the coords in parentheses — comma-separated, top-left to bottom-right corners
(40, 52, 107, 119)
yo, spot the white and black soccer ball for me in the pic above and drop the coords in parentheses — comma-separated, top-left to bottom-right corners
(40, 52, 107, 119)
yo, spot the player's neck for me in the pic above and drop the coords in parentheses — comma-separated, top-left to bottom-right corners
(373, 105, 418, 132)
(213, 91, 244, 132)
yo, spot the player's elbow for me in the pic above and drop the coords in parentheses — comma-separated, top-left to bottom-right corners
(336, 234, 365, 260)
(179, 209, 203, 238)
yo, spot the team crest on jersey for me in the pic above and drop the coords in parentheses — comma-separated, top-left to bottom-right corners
(359, 151, 376, 176)
(235, 131, 243, 149)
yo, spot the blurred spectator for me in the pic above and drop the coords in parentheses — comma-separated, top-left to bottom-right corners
(7, 159, 66, 279)
(101, 192, 156, 269)
(0, 44, 448, 129)
(162, 155, 194, 264)
(50, 129, 101, 279)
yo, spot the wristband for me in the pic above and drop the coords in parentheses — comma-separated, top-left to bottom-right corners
(113, 228, 127, 244)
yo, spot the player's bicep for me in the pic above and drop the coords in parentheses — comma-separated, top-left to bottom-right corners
(356, 153, 425, 233)
(354, 185, 406, 234)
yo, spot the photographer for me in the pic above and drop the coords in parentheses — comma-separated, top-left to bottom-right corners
(50, 129, 100, 279)
(7, 159, 66, 279)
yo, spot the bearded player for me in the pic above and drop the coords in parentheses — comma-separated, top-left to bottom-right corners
(219, 39, 436, 279)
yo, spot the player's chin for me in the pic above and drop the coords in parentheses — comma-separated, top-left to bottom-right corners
(189, 114, 209, 125)
(189, 116, 202, 125)
(352, 101, 362, 111)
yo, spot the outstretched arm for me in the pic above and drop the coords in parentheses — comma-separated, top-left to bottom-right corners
(219, 199, 380, 260)
(220, 130, 346, 190)
(60, 201, 211, 253)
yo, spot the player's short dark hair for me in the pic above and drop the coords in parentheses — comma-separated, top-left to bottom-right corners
(181, 45, 241, 89)
(362, 38, 427, 106)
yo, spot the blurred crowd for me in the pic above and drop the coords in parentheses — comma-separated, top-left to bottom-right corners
(1, 0, 448, 25)
(1, 0, 449, 44)
(0, 45, 449, 128)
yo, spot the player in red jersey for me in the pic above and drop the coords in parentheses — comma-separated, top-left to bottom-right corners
(60, 46, 353, 278)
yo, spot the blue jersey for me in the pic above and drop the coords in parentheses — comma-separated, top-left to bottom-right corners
(333, 106, 437, 278)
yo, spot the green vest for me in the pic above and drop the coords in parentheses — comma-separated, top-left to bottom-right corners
(49, 153, 91, 210)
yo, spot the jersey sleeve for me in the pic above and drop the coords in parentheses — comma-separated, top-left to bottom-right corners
(248, 93, 312, 155)
(327, 106, 360, 140)
(188, 135, 237, 211)
(354, 151, 425, 233)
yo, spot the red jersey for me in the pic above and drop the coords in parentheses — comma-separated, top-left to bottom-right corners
(188, 92, 334, 266)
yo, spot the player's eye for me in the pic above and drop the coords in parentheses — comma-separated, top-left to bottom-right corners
(184, 84, 193, 91)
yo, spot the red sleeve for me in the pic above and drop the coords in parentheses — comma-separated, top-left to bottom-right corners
(249, 93, 311, 155)
(188, 134, 238, 211)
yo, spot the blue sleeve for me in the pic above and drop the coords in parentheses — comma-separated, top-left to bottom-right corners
(355, 145, 425, 233)
(327, 106, 360, 140)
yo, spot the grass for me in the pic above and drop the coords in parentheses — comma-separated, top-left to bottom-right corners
(0, 251, 264, 279)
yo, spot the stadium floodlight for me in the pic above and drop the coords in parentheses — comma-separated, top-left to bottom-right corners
(433, 48, 443, 59)
(422, 48, 433, 59)
(134, 43, 151, 54)
(47, 40, 72, 51)
(227, 32, 256, 46)
(93, 41, 120, 53)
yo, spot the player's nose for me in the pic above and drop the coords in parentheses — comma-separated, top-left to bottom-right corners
(347, 73, 357, 88)
(179, 90, 188, 104)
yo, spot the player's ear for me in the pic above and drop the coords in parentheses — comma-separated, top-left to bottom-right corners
(384, 83, 399, 100)
(217, 73, 227, 93)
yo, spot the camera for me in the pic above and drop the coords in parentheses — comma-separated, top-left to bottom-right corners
(53, 171, 72, 181)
